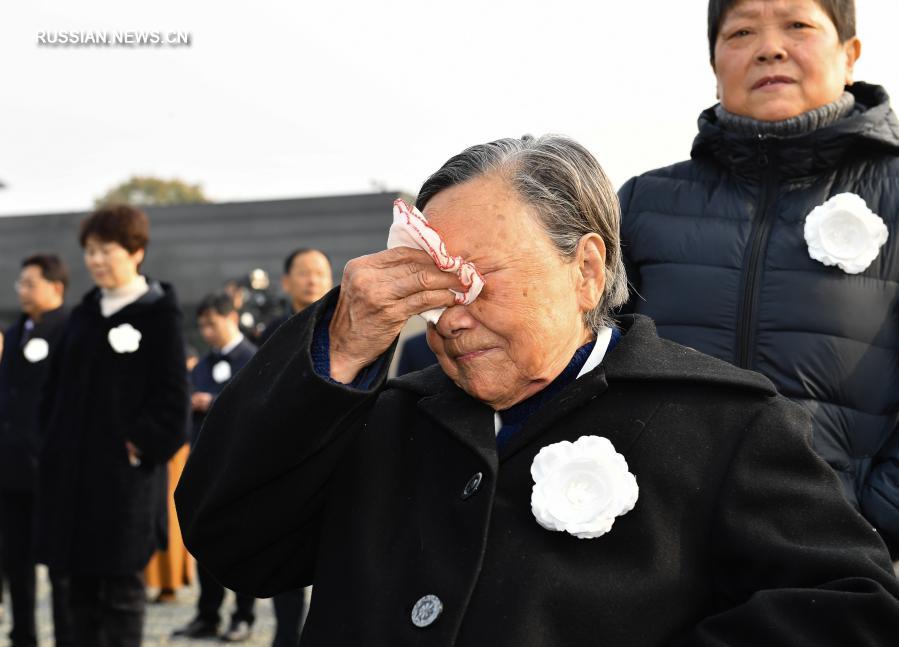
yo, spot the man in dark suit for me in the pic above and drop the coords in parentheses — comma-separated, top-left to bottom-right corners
(172, 293, 258, 643)
(0, 254, 73, 647)
(258, 248, 332, 348)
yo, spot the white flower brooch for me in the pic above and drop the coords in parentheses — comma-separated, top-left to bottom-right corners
(212, 360, 232, 383)
(108, 323, 142, 354)
(22, 338, 50, 363)
(804, 193, 888, 274)
(531, 435, 638, 539)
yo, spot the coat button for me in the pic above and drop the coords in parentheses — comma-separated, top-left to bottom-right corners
(461, 472, 482, 500)
(411, 594, 443, 628)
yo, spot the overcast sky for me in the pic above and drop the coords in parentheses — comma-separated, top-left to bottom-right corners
(2, 0, 898, 216)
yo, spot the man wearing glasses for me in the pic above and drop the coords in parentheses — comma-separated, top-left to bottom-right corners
(0, 253, 73, 647)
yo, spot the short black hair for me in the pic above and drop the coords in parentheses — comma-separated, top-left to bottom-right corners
(283, 248, 331, 275)
(196, 292, 236, 319)
(708, 0, 856, 63)
(22, 253, 69, 290)
(79, 204, 150, 252)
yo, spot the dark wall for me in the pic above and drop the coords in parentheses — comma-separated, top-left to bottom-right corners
(0, 192, 401, 330)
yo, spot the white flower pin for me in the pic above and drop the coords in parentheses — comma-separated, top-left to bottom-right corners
(531, 435, 638, 539)
(22, 338, 49, 363)
(804, 193, 888, 274)
(108, 323, 142, 354)
(212, 360, 232, 383)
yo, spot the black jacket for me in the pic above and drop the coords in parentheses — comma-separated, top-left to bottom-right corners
(37, 280, 189, 575)
(190, 337, 257, 444)
(0, 306, 69, 490)
(176, 292, 899, 646)
(620, 82, 899, 554)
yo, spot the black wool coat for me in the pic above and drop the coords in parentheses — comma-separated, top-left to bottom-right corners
(0, 306, 69, 491)
(619, 82, 899, 553)
(37, 280, 189, 575)
(177, 292, 899, 647)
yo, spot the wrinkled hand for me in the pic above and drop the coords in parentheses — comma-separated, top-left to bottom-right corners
(192, 391, 214, 413)
(329, 247, 461, 383)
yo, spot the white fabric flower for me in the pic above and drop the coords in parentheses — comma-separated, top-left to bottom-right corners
(212, 360, 232, 383)
(804, 193, 888, 274)
(22, 338, 49, 363)
(108, 323, 142, 353)
(531, 435, 638, 539)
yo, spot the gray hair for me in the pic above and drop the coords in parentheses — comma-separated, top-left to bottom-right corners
(415, 134, 628, 331)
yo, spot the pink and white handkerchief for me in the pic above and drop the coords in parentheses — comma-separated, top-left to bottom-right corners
(387, 199, 485, 324)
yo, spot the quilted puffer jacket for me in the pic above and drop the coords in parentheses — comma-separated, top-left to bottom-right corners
(619, 82, 899, 554)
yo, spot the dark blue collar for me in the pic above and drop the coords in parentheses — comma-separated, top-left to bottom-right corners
(496, 328, 621, 448)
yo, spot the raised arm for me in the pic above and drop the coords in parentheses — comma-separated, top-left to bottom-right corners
(176, 248, 461, 597)
(175, 292, 387, 596)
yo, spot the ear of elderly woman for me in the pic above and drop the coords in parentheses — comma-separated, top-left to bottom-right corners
(177, 133, 899, 646)
(620, 0, 899, 562)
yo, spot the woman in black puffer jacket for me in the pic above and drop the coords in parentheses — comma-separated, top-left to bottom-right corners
(620, 0, 899, 555)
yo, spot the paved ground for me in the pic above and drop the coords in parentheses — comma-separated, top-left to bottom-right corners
(0, 566, 302, 646)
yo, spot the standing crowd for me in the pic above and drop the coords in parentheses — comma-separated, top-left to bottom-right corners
(0, 204, 335, 646)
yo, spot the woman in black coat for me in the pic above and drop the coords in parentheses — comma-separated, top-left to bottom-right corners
(37, 205, 189, 647)
(177, 135, 899, 646)
(619, 0, 899, 555)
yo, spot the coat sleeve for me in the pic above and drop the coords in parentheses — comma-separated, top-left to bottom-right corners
(672, 396, 899, 646)
(175, 289, 391, 597)
(859, 428, 899, 558)
(617, 177, 641, 315)
(125, 307, 189, 465)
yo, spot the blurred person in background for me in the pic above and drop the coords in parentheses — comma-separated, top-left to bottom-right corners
(259, 248, 333, 347)
(619, 0, 899, 557)
(171, 292, 257, 643)
(224, 271, 278, 344)
(0, 254, 73, 647)
(396, 332, 437, 376)
(36, 205, 189, 647)
(185, 344, 200, 372)
(144, 444, 193, 601)
(143, 345, 203, 603)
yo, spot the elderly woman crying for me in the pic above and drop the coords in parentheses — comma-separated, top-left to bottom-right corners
(177, 135, 899, 646)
